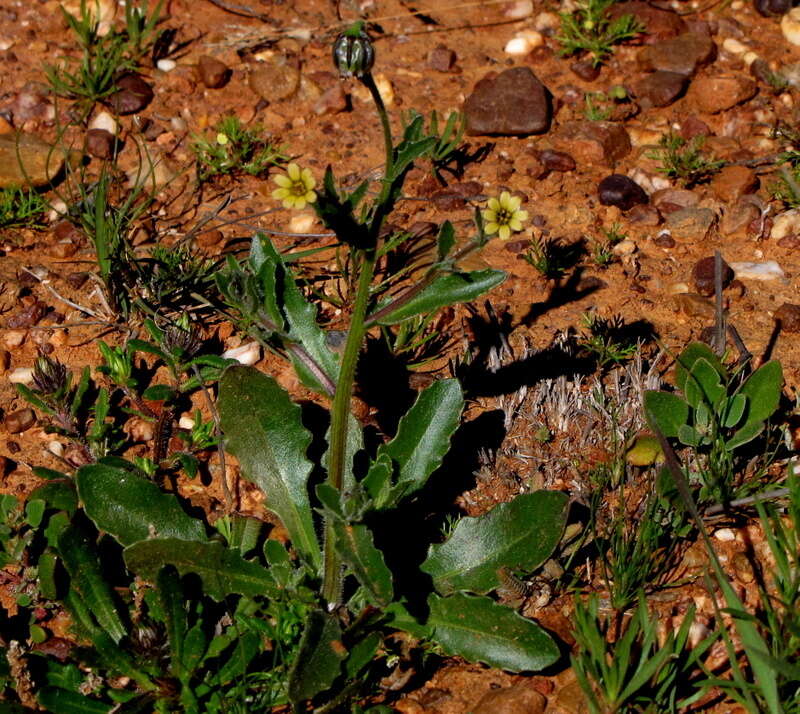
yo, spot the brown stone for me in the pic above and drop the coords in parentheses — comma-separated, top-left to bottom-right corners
(710, 165, 759, 202)
(633, 71, 688, 108)
(248, 57, 300, 103)
(692, 255, 734, 296)
(679, 115, 712, 140)
(472, 684, 547, 714)
(637, 32, 716, 75)
(538, 149, 576, 172)
(196, 228, 224, 248)
(608, 1, 687, 41)
(197, 55, 231, 89)
(65, 271, 89, 289)
(0, 133, 69, 188)
(776, 303, 800, 332)
(48, 241, 78, 259)
(428, 45, 457, 72)
(514, 150, 547, 179)
(313, 84, 349, 115)
(5, 408, 36, 434)
(652, 188, 700, 209)
(570, 59, 600, 81)
(107, 73, 154, 114)
(675, 292, 716, 318)
(720, 199, 760, 235)
(665, 206, 716, 241)
(86, 128, 116, 160)
(688, 76, 757, 114)
(554, 121, 631, 166)
(627, 203, 661, 225)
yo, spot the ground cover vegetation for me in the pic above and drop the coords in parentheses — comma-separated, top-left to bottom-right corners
(0, 0, 799, 712)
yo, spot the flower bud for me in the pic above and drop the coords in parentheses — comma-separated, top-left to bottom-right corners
(333, 23, 375, 79)
(32, 352, 68, 396)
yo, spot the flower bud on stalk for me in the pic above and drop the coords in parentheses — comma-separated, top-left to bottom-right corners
(332, 23, 375, 79)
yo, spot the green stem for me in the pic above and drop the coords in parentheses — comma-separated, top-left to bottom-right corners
(361, 72, 393, 196)
(322, 250, 376, 605)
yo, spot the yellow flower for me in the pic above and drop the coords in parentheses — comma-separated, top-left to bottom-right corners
(216, 132, 229, 145)
(482, 191, 528, 240)
(271, 163, 317, 210)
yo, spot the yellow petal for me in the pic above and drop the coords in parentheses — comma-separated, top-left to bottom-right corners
(485, 222, 499, 235)
(272, 187, 290, 200)
(487, 197, 501, 212)
(301, 168, 316, 188)
(516, 210, 529, 222)
(274, 174, 292, 188)
(499, 191, 511, 206)
(498, 224, 511, 240)
(304, 190, 317, 203)
(287, 163, 301, 181)
(294, 197, 307, 210)
(509, 218, 522, 231)
(506, 194, 522, 211)
(482, 209, 497, 223)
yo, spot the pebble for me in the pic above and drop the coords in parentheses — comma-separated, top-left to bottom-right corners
(570, 59, 600, 81)
(249, 57, 300, 102)
(88, 110, 118, 135)
(714, 527, 736, 541)
(729, 260, 785, 281)
(464, 67, 551, 136)
(775, 302, 800, 331)
(156, 58, 176, 72)
(538, 149, 575, 172)
(652, 187, 699, 209)
(313, 84, 348, 115)
(692, 255, 734, 296)
(65, 272, 89, 289)
(688, 76, 757, 113)
(722, 37, 748, 55)
(555, 121, 631, 165)
(756, 0, 791, 14)
(197, 55, 231, 89)
(654, 232, 676, 247)
(196, 228, 224, 249)
(679, 115, 712, 140)
(782, 8, 800, 45)
(86, 128, 116, 160)
(127, 418, 154, 443)
(533, 11, 560, 32)
(47, 441, 64, 458)
(721, 199, 760, 235)
(597, 174, 648, 210)
(675, 293, 715, 318)
(627, 204, 661, 225)
(665, 207, 716, 241)
(505, 0, 534, 19)
(633, 70, 688, 108)
(637, 32, 716, 75)
(609, 1, 687, 40)
(770, 208, 800, 239)
(710, 165, 759, 202)
(505, 31, 543, 56)
(223, 341, 262, 365)
(5, 408, 35, 434)
(178, 415, 195, 430)
(289, 213, 316, 234)
(10, 83, 55, 123)
(427, 45, 457, 72)
(107, 73, 154, 114)
(0, 132, 67, 188)
(472, 684, 547, 714)
(4, 331, 26, 348)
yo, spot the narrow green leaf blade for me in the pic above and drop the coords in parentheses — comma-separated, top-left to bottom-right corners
(37, 687, 111, 714)
(377, 379, 464, 508)
(288, 609, 346, 706)
(428, 592, 559, 672)
(218, 365, 321, 570)
(156, 566, 187, 680)
(421, 491, 568, 595)
(124, 538, 280, 601)
(372, 269, 506, 325)
(76, 463, 206, 546)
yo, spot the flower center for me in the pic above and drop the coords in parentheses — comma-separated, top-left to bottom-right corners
(291, 182, 306, 196)
(497, 208, 512, 225)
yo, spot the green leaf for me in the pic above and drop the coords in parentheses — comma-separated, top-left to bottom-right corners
(37, 688, 111, 714)
(376, 379, 464, 508)
(428, 592, 559, 672)
(213, 631, 260, 686)
(371, 269, 506, 325)
(726, 420, 765, 452)
(684, 358, 725, 409)
(421, 491, 568, 595)
(674, 342, 726, 394)
(57, 526, 127, 643)
(38, 551, 59, 600)
(124, 538, 280, 601)
(737, 360, 782, 428)
(363, 452, 393, 505)
(644, 391, 689, 439)
(330, 520, 393, 606)
(157, 566, 187, 680)
(722, 392, 746, 429)
(181, 624, 208, 679)
(677, 423, 702, 447)
(288, 609, 346, 707)
(437, 221, 455, 261)
(218, 365, 321, 570)
(76, 463, 206, 547)
(29, 482, 77, 514)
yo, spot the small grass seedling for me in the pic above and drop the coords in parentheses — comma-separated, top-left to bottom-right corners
(558, 0, 643, 67)
(649, 133, 725, 187)
(0, 187, 49, 229)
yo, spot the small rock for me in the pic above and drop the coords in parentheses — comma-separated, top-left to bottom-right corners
(555, 120, 631, 165)
(197, 55, 231, 89)
(654, 232, 676, 247)
(196, 228, 223, 248)
(608, 1, 687, 41)
(5, 408, 35, 434)
(715, 527, 736, 541)
(637, 32, 716, 75)
(249, 57, 301, 103)
(505, 31, 544, 56)
(628, 203, 661, 225)
(729, 260, 785, 280)
(538, 149, 575, 172)
(570, 59, 600, 81)
(505, 0, 534, 19)
(10, 83, 55, 123)
(4, 330, 26, 348)
(775, 302, 800, 331)
(692, 255, 734, 296)
(464, 67, 551, 136)
(127, 417, 154, 443)
(223, 341, 261, 365)
(428, 45, 457, 71)
(722, 37, 748, 56)
(665, 207, 716, 241)
(782, 7, 800, 45)
(107, 73, 154, 114)
(770, 208, 800, 239)
(0, 133, 67, 188)
(778, 234, 800, 248)
(472, 684, 547, 714)
(598, 174, 648, 210)
(722, 199, 760, 235)
(652, 187, 699, 209)
(710, 165, 759, 202)
(313, 84, 348, 115)
(757, 0, 791, 14)
(65, 271, 89, 289)
(289, 213, 316, 234)
(49, 241, 78, 259)
(0, 349, 9, 372)
(674, 292, 715, 318)
(514, 151, 547, 179)
(8, 367, 34, 384)
(679, 115, 712, 140)
(88, 110, 118, 135)
(633, 70, 688, 108)
(156, 58, 176, 72)
(7, 300, 46, 328)
(86, 128, 117, 160)
(688, 76, 757, 113)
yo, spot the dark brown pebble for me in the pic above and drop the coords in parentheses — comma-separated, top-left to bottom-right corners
(598, 174, 648, 211)
(7, 441, 20, 454)
(775, 303, 800, 332)
(197, 55, 231, 89)
(692, 255, 734, 296)
(5, 408, 36, 434)
(570, 59, 600, 81)
(86, 128, 117, 160)
(778, 235, 800, 249)
(654, 233, 676, 247)
(505, 239, 529, 254)
(538, 149, 576, 172)
(428, 45, 457, 72)
(755, 0, 791, 16)
(107, 73, 154, 115)
(7, 300, 46, 328)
